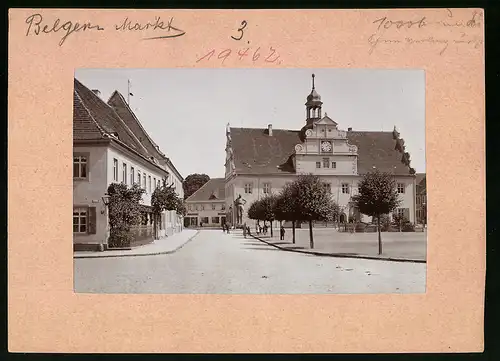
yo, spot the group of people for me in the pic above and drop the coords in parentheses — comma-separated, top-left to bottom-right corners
(254, 223, 269, 235)
(222, 220, 287, 241)
(253, 222, 287, 241)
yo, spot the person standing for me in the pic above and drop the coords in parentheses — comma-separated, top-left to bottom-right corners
(243, 224, 247, 238)
(280, 225, 285, 240)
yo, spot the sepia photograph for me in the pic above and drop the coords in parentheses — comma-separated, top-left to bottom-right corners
(73, 68, 426, 294)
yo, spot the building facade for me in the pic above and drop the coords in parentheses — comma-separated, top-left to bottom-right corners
(224, 74, 418, 228)
(415, 173, 427, 226)
(73, 79, 184, 251)
(185, 178, 226, 227)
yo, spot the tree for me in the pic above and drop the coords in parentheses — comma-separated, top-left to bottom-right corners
(294, 174, 339, 249)
(259, 195, 278, 237)
(107, 182, 145, 248)
(274, 183, 301, 243)
(247, 195, 278, 237)
(151, 178, 182, 239)
(352, 170, 401, 255)
(183, 173, 210, 199)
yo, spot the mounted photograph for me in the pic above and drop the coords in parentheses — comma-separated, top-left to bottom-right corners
(73, 68, 426, 294)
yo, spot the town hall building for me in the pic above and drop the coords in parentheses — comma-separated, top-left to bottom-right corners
(224, 74, 418, 227)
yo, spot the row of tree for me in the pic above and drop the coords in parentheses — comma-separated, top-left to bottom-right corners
(107, 179, 186, 248)
(247, 171, 402, 254)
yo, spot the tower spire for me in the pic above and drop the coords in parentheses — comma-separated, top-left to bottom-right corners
(312, 73, 315, 90)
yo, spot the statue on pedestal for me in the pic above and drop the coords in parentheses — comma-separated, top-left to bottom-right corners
(234, 194, 247, 225)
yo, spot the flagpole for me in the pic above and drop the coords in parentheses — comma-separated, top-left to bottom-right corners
(127, 80, 130, 105)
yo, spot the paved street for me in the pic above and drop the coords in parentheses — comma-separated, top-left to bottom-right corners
(74, 230, 426, 294)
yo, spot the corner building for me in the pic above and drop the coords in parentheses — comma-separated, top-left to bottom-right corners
(224, 74, 417, 227)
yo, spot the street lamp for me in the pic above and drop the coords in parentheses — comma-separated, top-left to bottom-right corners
(101, 194, 110, 214)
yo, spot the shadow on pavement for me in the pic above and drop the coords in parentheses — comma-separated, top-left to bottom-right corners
(243, 247, 281, 251)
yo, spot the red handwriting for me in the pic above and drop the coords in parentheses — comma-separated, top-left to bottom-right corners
(196, 46, 282, 65)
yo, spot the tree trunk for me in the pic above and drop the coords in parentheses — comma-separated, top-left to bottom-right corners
(270, 220, 273, 237)
(309, 220, 314, 249)
(377, 215, 382, 255)
(292, 221, 296, 244)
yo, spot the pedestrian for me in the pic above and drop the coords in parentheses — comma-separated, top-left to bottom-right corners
(264, 224, 268, 235)
(255, 223, 259, 235)
(222, 222, 226, 233)
(243, 224, 247, 238)
(280, 225, 285, 240)
(247, 225, 251, 236)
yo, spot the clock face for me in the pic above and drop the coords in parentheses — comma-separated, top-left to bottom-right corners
(321, 141, 332, 152)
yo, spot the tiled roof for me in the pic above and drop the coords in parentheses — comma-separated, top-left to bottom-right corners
(73, 91, 104, 140)
(73, 79, 149, 158)
(107, 91, 166, 161)
(229, 127, 413, 176)
(346, 131, 411, 175)
(230, 128, 301, 174)
(185, 178, 226, 202)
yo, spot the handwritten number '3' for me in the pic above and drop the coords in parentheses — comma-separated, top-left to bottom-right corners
(231, 20, 247, 41)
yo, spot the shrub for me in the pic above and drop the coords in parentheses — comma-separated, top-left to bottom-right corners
(108, 227, 134, 248)
(402, 222, 415, 232)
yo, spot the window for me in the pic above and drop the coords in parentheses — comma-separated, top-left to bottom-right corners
(122, 163, 127, 184)
(323, 183, 331, 193)
(244, 183, 253, 194)
(332, 161, 337, 169)
(263, 183, 271, 194)
(137, 171, 141, 186)
(148, 176, 152, 193)
(157, 180, 161, 188)
(323, 158, 330, 168)
(202, 217, 209, 224)
(212, 204, 216, 210)
(397, 183, 405, 194)
(73, 155, 88, 179)
(130, 166, 135, 185)
(212, 217, 220, 224)
(222, 204, 226, 211)
(201, 204, 205, 210)
(395, 208, 410, 220)
(73, 208, 87, 233)
(195, 205, 199, 211)
(342, 183, 349, 194)
(143, 173, 146, 190)
(316, 162, 321, 168)
(113, 158, 118, 181)
(153, 177, 156, 190)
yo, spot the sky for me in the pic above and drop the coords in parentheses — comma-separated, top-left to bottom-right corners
(75, 68, 425, 179)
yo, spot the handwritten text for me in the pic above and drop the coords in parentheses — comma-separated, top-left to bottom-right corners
(115, 16, 186, 39)
(25, 13, 104, 46)
(196, 46, 282, 65)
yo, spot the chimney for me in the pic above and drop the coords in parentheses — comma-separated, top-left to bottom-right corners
(268, 124, 273, 136)
(348, 127, 352, 131)
(92, 89, 101, 97)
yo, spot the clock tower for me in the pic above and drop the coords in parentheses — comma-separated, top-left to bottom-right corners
(294, 74, 359, 177)
(305, 74, 323, 125)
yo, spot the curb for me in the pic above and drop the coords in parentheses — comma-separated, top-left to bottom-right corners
(74, 231, 200, 259)
(249, 235, 426, 264)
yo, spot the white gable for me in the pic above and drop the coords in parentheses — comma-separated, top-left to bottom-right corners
(314, 115, 338, 126)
